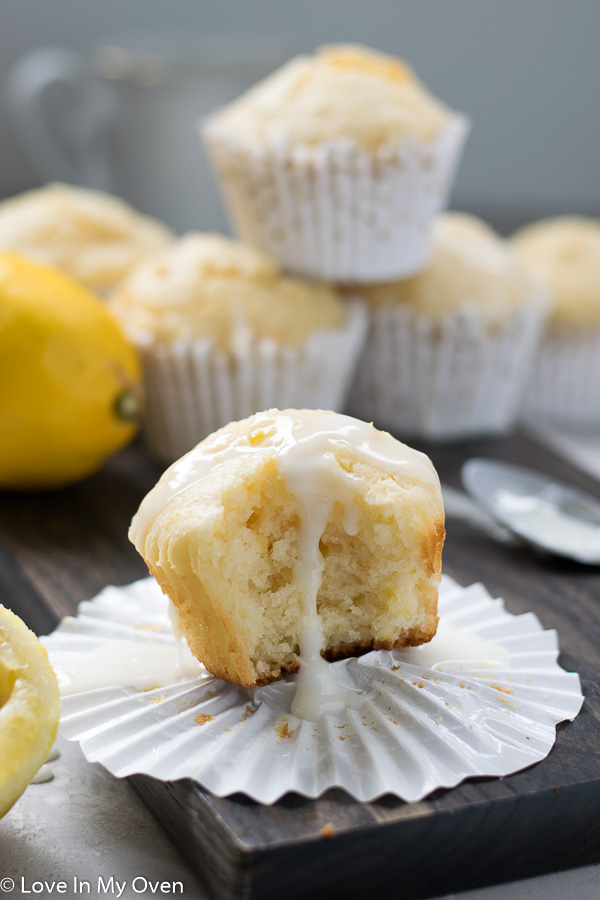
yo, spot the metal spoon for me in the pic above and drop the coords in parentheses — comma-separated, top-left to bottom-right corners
(443, 458, 600, 565)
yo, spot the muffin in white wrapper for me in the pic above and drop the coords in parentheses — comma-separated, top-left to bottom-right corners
(349, 300, 548, 441)
(202, 44, 469, 283)
(523, 331, 600, 427)
(203, 117, 469, 283)
(110, 232, 366, 462)
(348, 213, 550, 440)
(42, 574, 583, 804)
(512, 216, 600, 428)
(137, 302, 366, 463)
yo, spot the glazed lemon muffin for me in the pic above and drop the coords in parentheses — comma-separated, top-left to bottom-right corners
(203, 44, 468, 282)
(349, 213, 549, 439)
(0, 183, 173, 295)
(130, 409, 444, 687)
(512, 216, 600, 426)
(111, 234, 366, 461)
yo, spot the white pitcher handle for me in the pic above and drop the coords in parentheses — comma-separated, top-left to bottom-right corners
(5, 46, 118, 191)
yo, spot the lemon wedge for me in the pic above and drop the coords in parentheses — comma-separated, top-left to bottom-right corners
(0, 605, 60, 818)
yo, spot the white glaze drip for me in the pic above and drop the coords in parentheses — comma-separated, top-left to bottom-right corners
(276, 432, 374, 720)
(168, 600, 187, 671)
(56, 640, 205, 696)
(129, 410, 441, 721)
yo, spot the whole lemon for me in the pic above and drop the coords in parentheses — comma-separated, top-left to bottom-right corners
(0, 252, 142, 490)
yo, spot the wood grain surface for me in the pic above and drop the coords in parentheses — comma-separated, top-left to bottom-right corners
(1, 432, 599, 900)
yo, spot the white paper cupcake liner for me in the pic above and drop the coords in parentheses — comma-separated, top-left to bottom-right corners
(137, 299, 366, 462)
(348, 295, 549, 441)
(43, 574, 582, 805)
(523, 327, 600, 428)
(202, 116, 469, 283)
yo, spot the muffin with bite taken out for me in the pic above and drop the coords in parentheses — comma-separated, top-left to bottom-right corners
(129, 408, 444, 688)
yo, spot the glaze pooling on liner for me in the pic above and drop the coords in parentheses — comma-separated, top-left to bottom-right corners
(130, 409, 441, 721)
(57, 640, 205, 696)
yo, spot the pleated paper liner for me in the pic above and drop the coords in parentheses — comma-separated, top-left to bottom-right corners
(43, 575, 583, 804)
(202, 115, 469, 283)
(136, 298, 367, 463)
(348, 295, 549, 441)
(523, 327, 600, 428)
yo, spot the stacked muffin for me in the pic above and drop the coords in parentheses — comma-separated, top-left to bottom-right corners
(109, 43, 472, 460)
(204, 44, 468, 283)
(7, 45, 557, 456)
(202, 43, 552, 442)
(6, 45, 591, 453)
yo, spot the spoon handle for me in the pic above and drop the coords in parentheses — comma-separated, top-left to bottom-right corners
(441, 484, 516, 545)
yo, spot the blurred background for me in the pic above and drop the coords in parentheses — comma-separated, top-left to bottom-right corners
(1, 0, 598, 234)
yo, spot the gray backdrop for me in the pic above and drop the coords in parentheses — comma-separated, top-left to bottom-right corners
(1, 0, 598, 232)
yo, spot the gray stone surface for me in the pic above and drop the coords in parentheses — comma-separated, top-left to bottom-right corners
(0, 736, 208, 900)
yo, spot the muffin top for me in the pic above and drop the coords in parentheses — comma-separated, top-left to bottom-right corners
(511, 216, 600, 327)
(360, 213, 539, 326)
(110, 233, 347, 349)
(0, 183, 173, 294)
(130, 407, 442, 556)
(205, 44, 453, 151)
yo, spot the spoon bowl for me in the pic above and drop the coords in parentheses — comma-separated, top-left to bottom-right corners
(461, 458, 600, 565)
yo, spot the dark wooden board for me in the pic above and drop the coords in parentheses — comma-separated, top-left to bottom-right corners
(2, 433, 600, 900)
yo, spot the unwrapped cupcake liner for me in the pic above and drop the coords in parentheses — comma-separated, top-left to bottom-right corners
(138, 299, 366, 462)
(348, 295, 549, 441)
(202, 115, 469, 283)
(43, 574, 582, 805)
(523, 327, 600, 428)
